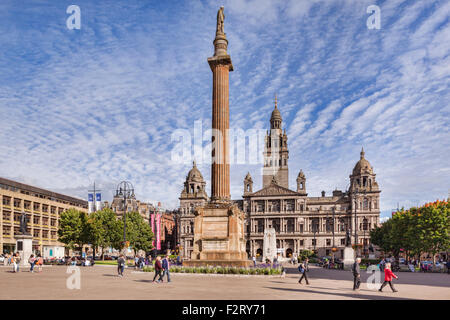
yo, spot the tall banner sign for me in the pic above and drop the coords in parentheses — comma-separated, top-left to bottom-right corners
(151, 213, 155, 248)
(95, 193, 102, 211)
(156, 213, 161, 250)
(88, 193, 94, 213)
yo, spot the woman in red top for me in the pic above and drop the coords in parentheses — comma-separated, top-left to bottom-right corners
(379, 262, 398, 292)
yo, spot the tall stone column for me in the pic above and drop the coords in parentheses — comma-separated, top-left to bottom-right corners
(208, 28, 233, 203)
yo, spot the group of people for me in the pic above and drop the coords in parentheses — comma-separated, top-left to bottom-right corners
(296, 256, 400, 292)
(116, 254, 172, 283)
(2, 253, 44, 273)
(352, 257, 398, 292)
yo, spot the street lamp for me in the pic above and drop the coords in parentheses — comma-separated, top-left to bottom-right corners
(116, 181, 135, 253)
(312, 219, 318, 253)
(331, 206, 336, 264)
(353, 188, 359, 256)
(363, 218, 369, 258)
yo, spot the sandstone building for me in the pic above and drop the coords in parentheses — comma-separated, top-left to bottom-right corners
(0, 177, 88, 257)
(179, 102, 381, 260)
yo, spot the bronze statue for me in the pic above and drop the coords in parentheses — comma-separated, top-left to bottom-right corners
(345, 229, 351, 246)
(19, 212, 28, 234)
(216, 6, 224, 34)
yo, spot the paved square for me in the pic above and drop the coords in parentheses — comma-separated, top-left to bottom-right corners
(0, 265, 449, 300)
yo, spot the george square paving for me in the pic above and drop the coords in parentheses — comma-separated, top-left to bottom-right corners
(0, 265, 449, 300)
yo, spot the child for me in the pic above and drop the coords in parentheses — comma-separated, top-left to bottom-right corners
(379, 262, 398, 292)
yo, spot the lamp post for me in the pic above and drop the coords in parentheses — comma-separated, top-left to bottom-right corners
(363, 218, 368, 259)
(116, 181, 135, 254)
(313, 219, 318, 253)
(353, 188, 358, 256)
(331, 206, 336, 264)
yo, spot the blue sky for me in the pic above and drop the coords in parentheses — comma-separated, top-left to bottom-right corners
(0, 0, 449, 219)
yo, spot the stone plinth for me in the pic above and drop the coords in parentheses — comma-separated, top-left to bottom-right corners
(15, 234, 33, 266)
(342, 247, 355, 270)
(184, 202, 251, 268)
(263, 227, 277, 262)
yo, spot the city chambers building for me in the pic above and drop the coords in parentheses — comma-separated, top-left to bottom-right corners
(179, 101, 381, 260)
(0, 177, 88, 257)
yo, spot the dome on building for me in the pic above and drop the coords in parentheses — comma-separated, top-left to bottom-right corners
(270, 105, 282, 122)
(187, 161, 204, 182)
(352, 147, 373, 175)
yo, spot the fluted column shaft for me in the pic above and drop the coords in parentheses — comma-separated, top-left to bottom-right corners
(210, 61, 231, 201)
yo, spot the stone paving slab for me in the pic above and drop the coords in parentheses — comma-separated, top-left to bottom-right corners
(0, 265, 449, 300)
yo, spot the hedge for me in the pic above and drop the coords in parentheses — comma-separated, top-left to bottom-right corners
(142, 265, 282, 275)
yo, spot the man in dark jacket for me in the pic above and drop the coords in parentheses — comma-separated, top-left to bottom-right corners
(298, 261, 309, 285)
(352, 257, 361, 291)
(117, 254, 125, 277)
(162, 255, 171, 282)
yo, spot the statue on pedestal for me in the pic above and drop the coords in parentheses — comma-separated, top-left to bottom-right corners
(19, 212, 29, 235)
(345, 229, 351, 247)
(216, 6, 224, 34)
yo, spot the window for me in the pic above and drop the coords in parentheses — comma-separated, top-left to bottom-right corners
(300, 240, 304, 246)
(2, 196, 11, 206)
(299, 224, 304, 233)
(341, 238, 346, 245)
(312, 239, 316, 246)
(33, 202, 40, 211)
(14, 199, 21, 208)
(326, 239, 331, 246)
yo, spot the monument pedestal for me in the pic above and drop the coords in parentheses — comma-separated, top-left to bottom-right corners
(262, 227, 277, 263)
(184, 202, 251, 268)
(343, 246, 355, 270)
(15, 234, 33, 266)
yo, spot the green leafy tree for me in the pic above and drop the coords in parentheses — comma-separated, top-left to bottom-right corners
(58, 208, 90, 254)
(86, 208, 123, 259)
(121, 211, 154, 253)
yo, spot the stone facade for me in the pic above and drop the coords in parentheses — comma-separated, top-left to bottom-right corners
(179, 162, 208, 258)
(179, 102, 381, 260)
(0, 177, 88, 255)
(241, 104, 381, 259)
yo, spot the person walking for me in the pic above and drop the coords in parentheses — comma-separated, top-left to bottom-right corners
(152, 256, 163, 283)
(36, 255, 43, 273)
(298, 261, 309, 285)
(28, 254, 36, 273)
(352, 257, 361, 291)
(379, 262, 398, 292)
(305, 257, 309, 272)
(13, 253, 21, 273)
(252, 256, 256, 267)
(117, 254, 125, 277)
(446, 260, 450, 275)
(161, 254, 171, 282)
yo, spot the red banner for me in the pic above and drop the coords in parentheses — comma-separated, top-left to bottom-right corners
(151, 213, 155, 248)
(156, 213, 161, 250)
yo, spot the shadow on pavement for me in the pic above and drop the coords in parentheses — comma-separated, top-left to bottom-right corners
(285, 266, 450, 288)
(264, 286, 416, 300)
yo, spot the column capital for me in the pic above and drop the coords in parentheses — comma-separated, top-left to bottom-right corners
(207, 55, 234, 72)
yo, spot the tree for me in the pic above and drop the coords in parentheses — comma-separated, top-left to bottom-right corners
(86, 208, 123, 259)
(58, 208, 90, 254)
(121, 211, 154, 253)
(370, 200, 449, 264)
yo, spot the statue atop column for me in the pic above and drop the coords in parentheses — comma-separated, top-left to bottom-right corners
(216, 6, 225, 34)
